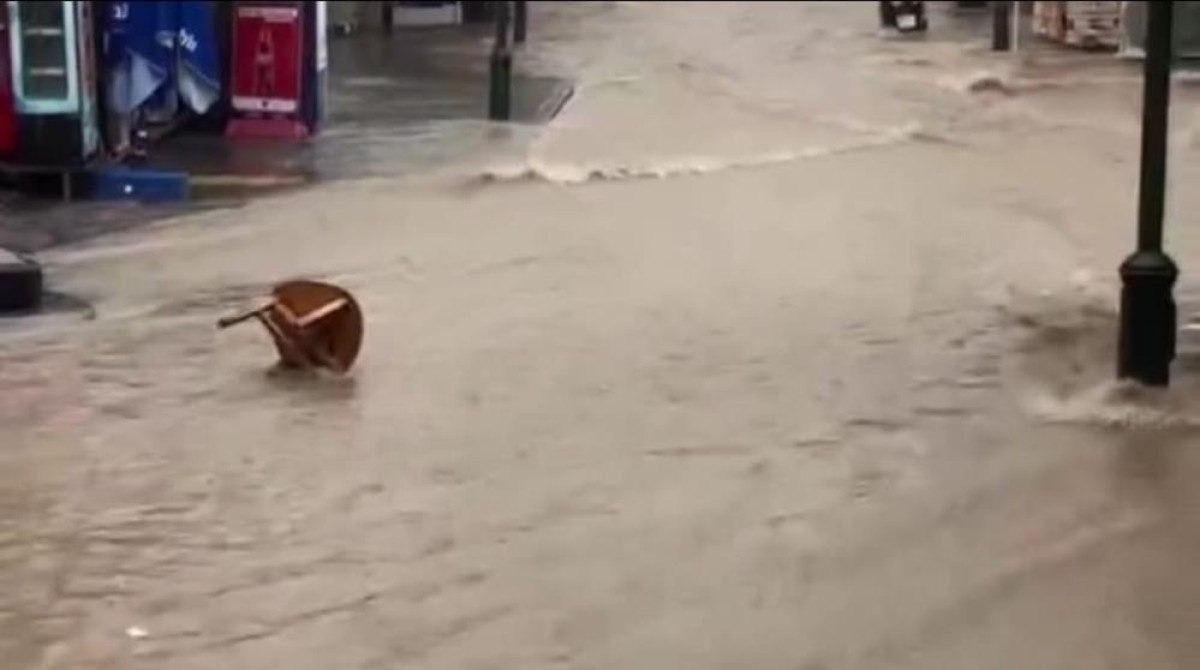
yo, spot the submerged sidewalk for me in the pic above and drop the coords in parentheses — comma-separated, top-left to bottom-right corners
(0, 23, 571, 254)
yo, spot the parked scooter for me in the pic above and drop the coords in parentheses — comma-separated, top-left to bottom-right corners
(879, 1, 928, 33)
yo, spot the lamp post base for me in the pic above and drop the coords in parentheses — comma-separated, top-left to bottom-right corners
(1118, 250, 1178, 386)
(488, 49, 513, 121)
(992, 1, 1011, 51)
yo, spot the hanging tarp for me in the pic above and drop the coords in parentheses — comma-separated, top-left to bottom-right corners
(103, 1, 220, 118)
(1119, 1, 1200, 58)
(103, 0, 168, 115)
(177, 1, 220, 114)
(140, 0, 179, 123)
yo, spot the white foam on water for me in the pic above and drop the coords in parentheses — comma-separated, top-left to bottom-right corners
(1025, 379, 1200, 430)
(477, 121, 927, 186)
(577, 74, 644, 92)
(936, 69, 1015, 95)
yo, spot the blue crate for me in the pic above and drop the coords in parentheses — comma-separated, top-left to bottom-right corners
(85, 168, 190, 202)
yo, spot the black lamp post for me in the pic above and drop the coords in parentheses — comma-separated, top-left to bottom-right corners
(1118, 1, 1177, 386)
(992, 1, 1011, 51)
(879, 1, 897, 28)
(514, 0, 527, 44)
(488, 1, 512, 121)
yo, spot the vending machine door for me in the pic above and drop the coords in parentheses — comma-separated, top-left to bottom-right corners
(74, 0, 98, 157)
(0, 1, 17, 156)
(9, 0, 78, 115)
(230, 3, 303, 115)
(8, 0, 86, 164)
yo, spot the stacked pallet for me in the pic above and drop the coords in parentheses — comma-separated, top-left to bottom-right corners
(1033, 1, 1122, 49)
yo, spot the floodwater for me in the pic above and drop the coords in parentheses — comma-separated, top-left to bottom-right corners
(6, 2, 1200, 668)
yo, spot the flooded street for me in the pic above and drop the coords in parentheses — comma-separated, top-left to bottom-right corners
(7, 2, 1200, 667)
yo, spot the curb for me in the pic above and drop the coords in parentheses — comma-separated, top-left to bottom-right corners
(0, 248, 43, 313)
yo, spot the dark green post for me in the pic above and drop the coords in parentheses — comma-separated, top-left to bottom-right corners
(879, 1, 897, 28)
(1118, 1, 1177, 386)
(488, 1, 512, 121)
(992, 1, 1010, 51)
(514, 0, 527, 44)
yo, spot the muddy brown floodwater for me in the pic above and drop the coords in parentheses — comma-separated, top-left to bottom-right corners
(6, 2, 1200, 668)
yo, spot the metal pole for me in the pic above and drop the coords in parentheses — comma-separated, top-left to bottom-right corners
(488, 1, 512, 121)
(1118, 1, 1177, 386)
(514, 0, 527, 44)
(879, 1, 897, 29)
(1010, 0, 1019, 52)
(1136, 4, 1172, 254)
(494, 1, 510, 50)
(992, 0, 1010, 51)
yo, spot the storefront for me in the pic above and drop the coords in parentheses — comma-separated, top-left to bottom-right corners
(0, 0, 327, 169)
(225, 1, 326, 138)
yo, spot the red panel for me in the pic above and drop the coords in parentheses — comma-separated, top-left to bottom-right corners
(230, 4, 304, 116)
(225, 116, 309, 140)
(0, 2, 17, 157)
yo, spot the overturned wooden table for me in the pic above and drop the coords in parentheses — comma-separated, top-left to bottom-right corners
(218, 280, 363, 374)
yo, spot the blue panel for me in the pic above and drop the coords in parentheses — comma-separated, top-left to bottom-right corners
(177, 1, 219, 114)
(85, 167, 189, 201)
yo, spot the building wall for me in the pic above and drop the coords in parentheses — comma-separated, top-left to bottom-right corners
(327, 2, 497, 32)
(326, 1, 387, 31)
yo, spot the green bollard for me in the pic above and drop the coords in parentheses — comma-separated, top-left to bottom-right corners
(488, 47, 512, 121)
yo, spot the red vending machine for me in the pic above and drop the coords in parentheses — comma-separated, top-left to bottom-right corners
(226, 1, 307, 139)
(0, 2, 18, 158)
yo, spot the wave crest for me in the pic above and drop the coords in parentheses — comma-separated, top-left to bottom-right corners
(477, 123, 933, 185)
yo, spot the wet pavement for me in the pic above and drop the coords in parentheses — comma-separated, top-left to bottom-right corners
(0, 21, 571, 253)
(6, 2, 1200, 668)
(149, 27, 572, 185)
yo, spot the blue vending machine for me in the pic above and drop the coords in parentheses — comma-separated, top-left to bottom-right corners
(5, 0, 99, 165)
